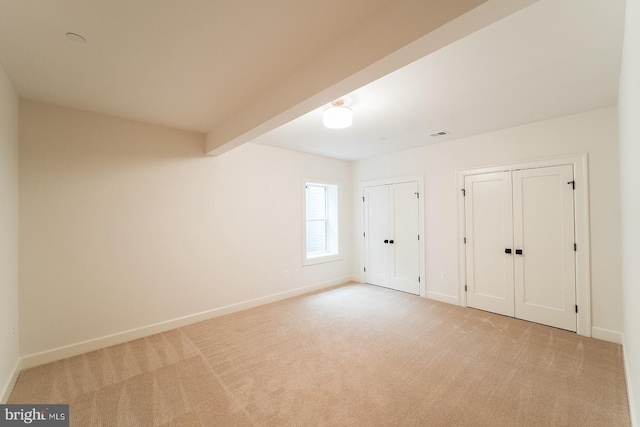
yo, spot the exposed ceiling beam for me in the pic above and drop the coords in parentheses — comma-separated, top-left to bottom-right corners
(206, 0, 539, 156)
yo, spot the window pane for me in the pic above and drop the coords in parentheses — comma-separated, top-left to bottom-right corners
(306, 220, 327, 253)
(304, 181, 338, 263)
(306, 185, 327, 220)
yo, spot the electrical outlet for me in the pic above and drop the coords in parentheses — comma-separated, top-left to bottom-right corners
(441, 271, 448, 280)
(284, 270, 290, 277)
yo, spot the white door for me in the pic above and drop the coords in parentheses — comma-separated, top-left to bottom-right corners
(389, 182, 420, 294)
(464, 165, 577, 332)
(364, 185, 390, 288)
(464, 172, 515, 317)
(364, 182, 420, 295)
(513, 165, 576, 331)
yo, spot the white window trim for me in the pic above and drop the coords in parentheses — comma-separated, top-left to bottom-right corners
(303, 179, 341, 266)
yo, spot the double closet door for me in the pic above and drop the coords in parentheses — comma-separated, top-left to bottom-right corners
(464, 165, 577, 331)
(364, 182, 420, 295)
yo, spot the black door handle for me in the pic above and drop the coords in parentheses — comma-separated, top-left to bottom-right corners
(515, 249, 523, 255)
(384, 240, 389, 244)
(389, 240, 394, 244)
(505, 248, 512, 254)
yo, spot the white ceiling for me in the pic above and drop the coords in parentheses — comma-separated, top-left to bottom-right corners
(253, 0, 626, 160)
(0, 0, 395, 132)
(0, 0, 626, 161)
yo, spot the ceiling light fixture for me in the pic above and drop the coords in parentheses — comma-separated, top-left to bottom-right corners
(323, 99, 352, 129)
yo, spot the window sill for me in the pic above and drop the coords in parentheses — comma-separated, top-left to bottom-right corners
(303, 253, 341, 266)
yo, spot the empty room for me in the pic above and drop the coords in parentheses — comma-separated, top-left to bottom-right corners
(1, 0, 638, 425)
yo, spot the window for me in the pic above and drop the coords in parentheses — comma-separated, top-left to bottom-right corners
(304, 182, 339, 264)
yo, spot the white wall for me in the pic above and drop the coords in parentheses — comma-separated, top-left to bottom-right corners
(352, 106, 623, 338)
(619, 0, 640, 422)
(0, 64, 20, 402)
(19, 101, 353, 359)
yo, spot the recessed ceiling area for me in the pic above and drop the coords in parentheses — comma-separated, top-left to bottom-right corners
(252, 0, 625, 161)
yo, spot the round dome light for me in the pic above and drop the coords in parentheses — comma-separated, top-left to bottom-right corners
(323, 99, 353, 129)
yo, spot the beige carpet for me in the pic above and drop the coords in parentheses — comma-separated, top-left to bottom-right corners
(9, 283, 630, 426)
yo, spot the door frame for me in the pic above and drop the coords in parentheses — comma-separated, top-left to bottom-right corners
(360, 175, 426, 297)
(456, 154, 591, 337)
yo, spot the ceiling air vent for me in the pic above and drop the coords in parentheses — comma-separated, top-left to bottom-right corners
(429, 131, 449, 138)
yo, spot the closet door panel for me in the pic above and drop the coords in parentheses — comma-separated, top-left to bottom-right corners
(513, 165, 576, 331)
(364, 185, 390, 287)
(389, 182, 420, 295)
(464, 172, 515, 317)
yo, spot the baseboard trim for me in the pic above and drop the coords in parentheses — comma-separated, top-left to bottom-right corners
(591, 326, 624, 344)
(21, 277, 354, 370)
(623, 336, 638, 426)
(1, 358, 21, 404)
(425, 291, 459, 306)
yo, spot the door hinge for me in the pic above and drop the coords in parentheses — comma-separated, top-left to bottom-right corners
(464, 237, 467, 244)
(574, 243, 577, 251)
(568, 181, 575, 190)
(362, 196, 365, 202)
(461, 188, 466, 197)
(465, 285, 468, 292)
(364, 267, 366, 272)
(418, 235, 420, 241)
(415, 192, 419, 199)
(575, 305, 578, 313)
(363, 232, 366, 237)
(418, 277, 421, 283)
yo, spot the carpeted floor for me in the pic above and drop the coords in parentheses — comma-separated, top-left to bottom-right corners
(9, 283, 630, 426)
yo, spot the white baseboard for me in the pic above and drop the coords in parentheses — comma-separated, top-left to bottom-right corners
(425, 290, 459, 306)
(1, 358, 21, 404)
(591, 326, 624, 344)
(21, 277, 353, 370)
(623, 336, 638, 427)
